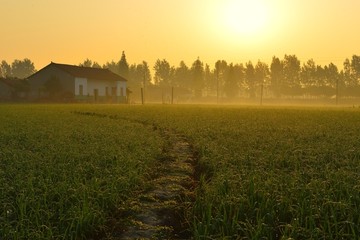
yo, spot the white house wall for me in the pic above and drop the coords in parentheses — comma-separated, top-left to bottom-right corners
(75, 77, 88, 95)
(87, 79, 114, 96)
(116, 81, 127, 97)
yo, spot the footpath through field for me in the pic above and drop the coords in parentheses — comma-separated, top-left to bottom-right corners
(116, 128, 197, 239)
(73, 112, 199, 239)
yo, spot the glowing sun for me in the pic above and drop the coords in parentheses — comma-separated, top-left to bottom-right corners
(221, 0, 270, 38)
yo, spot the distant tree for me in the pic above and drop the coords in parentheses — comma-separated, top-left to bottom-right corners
(118, 51, 129, 79)
(320, 63, 340, 97)
(79, 58, 93, 67)
(224, 63, 239, 99)
(103, 61, 119, 75)
(128, 61, 152, 89)
(324, 63, 340, 88)
(301, 59, 317, 88)
(282, 54, 301, 95)
(245, 61, 256, 98)
(270, 56, 283, 97)
(350, 55, 360, 84)
(203, 64, 216, 96)
(153, 59, 174, 86)
(191, 58, 204, 98)
(0, 60, 12, 78)
(92, 62, 101, 68)
(11, 58, 36, 79)
(173, 61, 190, 88)
(79, 58, 101, 68)
(214, 60, 228, 99)
(255, 61, 269, 86)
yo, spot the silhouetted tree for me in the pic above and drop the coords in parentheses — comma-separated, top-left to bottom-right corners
(203, 64, 216, 96)
(11, 58, 36, 79)
(79, 59, 101, 68)
(224, 63, 239, 98)
(324, 63, 340, 88)
(245, 61, 256, 98)
(214, 60, 228, 99)
(191, 58, 204, 98)
(283, 54, 301, 95)
(301, 59, 317, 88)
(103, 61, 119, 75)
(153, 59, 174, 86)
(174, 61, 190, 88)
(350, 55, 360, 83)
(118, 51, 129, 79)
(270, 56, 283, 98)
(0, 60, 12, 78)
(129, 61, 152, 89)
(79, 58, 93, 67)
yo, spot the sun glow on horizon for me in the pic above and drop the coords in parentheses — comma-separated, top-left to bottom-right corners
(215, 0, 271, 43)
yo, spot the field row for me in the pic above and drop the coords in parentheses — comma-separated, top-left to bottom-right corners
(1, 104, 360, 239)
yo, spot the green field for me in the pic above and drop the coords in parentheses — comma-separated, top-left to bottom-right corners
(1, 104, 360, 239)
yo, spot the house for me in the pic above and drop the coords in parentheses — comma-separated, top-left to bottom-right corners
(27, 62, 128, 103)
(0, 78, 29, 101)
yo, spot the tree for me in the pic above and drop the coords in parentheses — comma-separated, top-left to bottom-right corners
(128, 61, 152, 89)
(270, 56, 284, 98)
(0, 60, 12, 78)
(245, 61, 256, 98)
(255, 61, 269, 86)
(191, 58, 204, 98)
(301, 59, 317, 88)
(79, 58, 101, 68)
(118, 51, 129, 79)
(79, 58, 93, 67)
(153, 59, 174, 86)
(11, 58, 36, 79)
(223, 63, 239, 99)
(282, 54, 301, 95)
(214, 60, 228, 99)
(103, 61, 119, 75)
(173, 61, 190, 88)
(203, 64, 216, 96)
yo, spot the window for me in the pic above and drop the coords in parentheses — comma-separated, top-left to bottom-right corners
(111, 87, 117, 96)
(79, 85, 83, 96)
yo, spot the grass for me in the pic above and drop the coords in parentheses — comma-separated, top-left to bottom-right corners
(1, 104, 360, 239)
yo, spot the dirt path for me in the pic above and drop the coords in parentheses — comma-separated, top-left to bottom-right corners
(71, 112, 198, 239)
(110, 129, 198, 239)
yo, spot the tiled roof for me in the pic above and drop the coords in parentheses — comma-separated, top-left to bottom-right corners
(30, 62, 127, 82)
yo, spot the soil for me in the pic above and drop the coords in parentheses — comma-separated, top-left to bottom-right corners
(108, 128, 198, 239)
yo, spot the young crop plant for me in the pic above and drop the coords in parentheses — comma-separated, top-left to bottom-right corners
(0, 104, 163, 239)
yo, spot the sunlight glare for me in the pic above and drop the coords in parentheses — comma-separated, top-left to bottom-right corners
(222, 0, 269, 38)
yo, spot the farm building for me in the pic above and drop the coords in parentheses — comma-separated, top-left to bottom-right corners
(27, 62, 128, 103)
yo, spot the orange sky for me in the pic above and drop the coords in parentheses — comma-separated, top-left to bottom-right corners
(1, 0, 360, 70)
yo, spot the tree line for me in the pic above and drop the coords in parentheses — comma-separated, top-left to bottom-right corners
(79, 52, 360, 99)
(2, 52, 360, 99)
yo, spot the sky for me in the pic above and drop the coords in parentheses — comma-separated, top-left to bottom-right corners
(1, 0, 360, 71)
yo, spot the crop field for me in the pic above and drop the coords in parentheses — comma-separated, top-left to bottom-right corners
(1, 104, 360, 239)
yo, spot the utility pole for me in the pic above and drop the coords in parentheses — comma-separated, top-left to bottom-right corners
(216, 69, 219, 104)
(143, 70, 146, 104)
(336, 77, 339, 105)
(260, 83, 264, 106)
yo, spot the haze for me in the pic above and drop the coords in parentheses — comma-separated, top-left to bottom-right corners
(1, 0, 360, 69)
